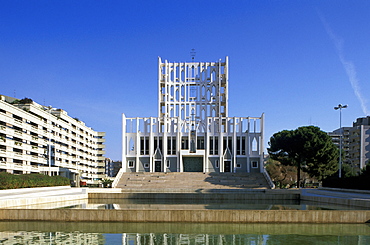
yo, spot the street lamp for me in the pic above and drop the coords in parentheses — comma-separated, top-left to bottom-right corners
(44, 106, 53, 176)
(76, 161, 80, 187)
(334, 104, 348, 178)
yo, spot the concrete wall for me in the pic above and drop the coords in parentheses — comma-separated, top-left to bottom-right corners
(88, 192, 299, 200)
(0, 186, 88, 208)
(0, 209, 369, 223)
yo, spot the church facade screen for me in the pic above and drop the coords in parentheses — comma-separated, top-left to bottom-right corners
(122, 57, 264, 173)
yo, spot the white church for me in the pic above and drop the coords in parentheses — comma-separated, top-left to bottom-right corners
(122, 57, 265, 173)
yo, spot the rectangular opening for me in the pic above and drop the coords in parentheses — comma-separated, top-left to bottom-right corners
(252, 161, 258, 168)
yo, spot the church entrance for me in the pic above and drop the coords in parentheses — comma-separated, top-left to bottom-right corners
(154, 161, 161, 172)
(183, 157, 203, 172)
(224, 161, 231, 172)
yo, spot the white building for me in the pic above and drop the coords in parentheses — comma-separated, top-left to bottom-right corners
(0, 95, 106, 185)
(122, 57, 265, 173)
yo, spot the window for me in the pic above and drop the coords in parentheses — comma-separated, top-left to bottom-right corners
(166, 160, 170, 168)
(144, 163, 149, 168)
(252, 161, 258, 168)
(236, 163, 241, 168)
(215, 160, 219, 168)
(128, 160, 135, 168)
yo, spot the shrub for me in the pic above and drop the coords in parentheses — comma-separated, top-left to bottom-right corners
(0, 173, 70, 189)
(323, 175, 370, 190)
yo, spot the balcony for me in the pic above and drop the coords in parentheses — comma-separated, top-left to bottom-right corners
(13, 140, 23, 147)
(13, 118, 23, 124)
(97, 132, 106, 137)
(97, 138, 105, 143)
(97, 150, 106, 155)
(97, 156, 105, 161)
(0, 149, 6, 156)
(14, 130, 22, 136)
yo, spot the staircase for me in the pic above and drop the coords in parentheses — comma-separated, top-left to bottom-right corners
(114, 172, 271, 192)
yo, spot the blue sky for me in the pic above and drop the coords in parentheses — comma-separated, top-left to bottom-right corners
(1, 1, 369, 160)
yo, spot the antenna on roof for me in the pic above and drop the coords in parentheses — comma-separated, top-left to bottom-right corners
(191, 49, 196, 61)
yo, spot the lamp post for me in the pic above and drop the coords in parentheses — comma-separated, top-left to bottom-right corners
(334, 104, 347, 178)
(45, 106, 53, 176)
(76, 161, 80, 187)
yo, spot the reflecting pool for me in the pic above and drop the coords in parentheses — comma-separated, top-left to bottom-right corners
(0, 222, 369, 244)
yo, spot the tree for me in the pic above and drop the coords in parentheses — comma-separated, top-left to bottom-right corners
(101, 178, 113, 188)
(330, 163, 356, 178)
(265, 158, 297, 188)
(10, 97, 33, 104)
(268, 126, 338, 187)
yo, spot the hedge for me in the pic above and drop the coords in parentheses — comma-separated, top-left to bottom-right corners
(323, 175, 370, 190)
(0, 173, 70, 189)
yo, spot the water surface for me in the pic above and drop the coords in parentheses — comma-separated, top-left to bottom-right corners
(0, 222, 369, 244)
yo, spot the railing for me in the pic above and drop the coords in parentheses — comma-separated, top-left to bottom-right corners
(14, 130, 22, 135)
(112, 168, 125, 188)
(263, 167, 275, 189)
(14, 118, 23, 124)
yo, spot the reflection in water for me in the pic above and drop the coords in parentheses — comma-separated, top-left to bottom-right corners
(0, 222, 369, 245)
(9, 198, 370, 210)
(0, 231, 105, 244)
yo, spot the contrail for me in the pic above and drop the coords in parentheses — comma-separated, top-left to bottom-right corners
(318, 12, 369, 116)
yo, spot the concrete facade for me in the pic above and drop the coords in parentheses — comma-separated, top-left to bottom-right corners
(122, 57, 265, 174)
(0, 95, 106, 184)
(329, 116, 370, 173)
(105, 158, 122, 177)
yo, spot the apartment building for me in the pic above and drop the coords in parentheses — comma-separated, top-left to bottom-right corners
(122, 57, 265, 173)
(329, 116, 370, 174)
(105, 158, 122, 177)
(0, 95, 106, 185)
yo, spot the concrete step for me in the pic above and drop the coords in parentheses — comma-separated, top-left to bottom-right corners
(115, 172, 270, 191)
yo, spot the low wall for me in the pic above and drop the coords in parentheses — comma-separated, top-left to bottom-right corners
(1, 221, 370, 235)
(88, 189, 300, 200)
(301, 195, 370, 209)
(301, 188, 370, 209)
(0, 209, 369, 223)
(0, 186, 88, 208)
